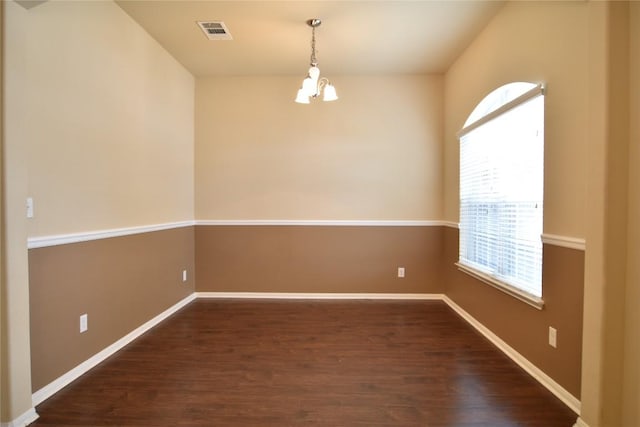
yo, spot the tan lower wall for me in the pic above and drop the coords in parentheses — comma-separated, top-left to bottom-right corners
(28, 227, 195, 391)
(195, 225, 444, 294)
(443, 227, 584, 399)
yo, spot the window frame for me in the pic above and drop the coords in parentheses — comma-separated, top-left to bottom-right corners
(457, 83, 545, 310)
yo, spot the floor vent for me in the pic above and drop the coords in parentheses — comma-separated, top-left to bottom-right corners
(197, 21, 233, 41)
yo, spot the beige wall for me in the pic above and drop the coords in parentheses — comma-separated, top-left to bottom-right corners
(597, 2, 630, 424)
(195, 75, 443, 221)
(23, 0, 195, 237)
(444, 1, 589, 239)
(445, 1, 639, 425)
(0, 0, 4, 418)
(2, 1, 35, 421)
(580, 2, 637, 426)
(443, 0, 593, 405)
(579, 2, 608, 425)
(623, 2, 639, 425)
(3, 0, 195, 421)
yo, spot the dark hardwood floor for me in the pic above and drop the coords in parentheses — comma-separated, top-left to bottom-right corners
(32, 299, 577, 426)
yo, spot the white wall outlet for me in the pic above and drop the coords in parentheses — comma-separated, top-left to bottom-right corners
(182, 269, 187, 282)
(397, 267, 405, 278)
(80, 314, 88, 333)
(26, 197, 34, 219)
(548, 326, 557, 348)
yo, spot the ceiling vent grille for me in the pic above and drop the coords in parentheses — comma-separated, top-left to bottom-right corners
(197, 21, 233, 41)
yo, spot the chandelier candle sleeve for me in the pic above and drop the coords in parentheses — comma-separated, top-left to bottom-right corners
(295, 19, 338, 104)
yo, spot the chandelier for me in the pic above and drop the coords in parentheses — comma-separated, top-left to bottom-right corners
(295, 19, 338, 104)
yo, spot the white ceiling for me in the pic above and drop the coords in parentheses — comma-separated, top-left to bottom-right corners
(115, 1, 505, 77)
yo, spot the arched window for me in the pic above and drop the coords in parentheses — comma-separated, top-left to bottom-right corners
(457, 82, 545, 306)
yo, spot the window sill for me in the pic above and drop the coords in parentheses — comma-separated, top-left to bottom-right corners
(455, 262, 544, 310)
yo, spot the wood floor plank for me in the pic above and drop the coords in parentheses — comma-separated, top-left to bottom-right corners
(32, 300, 577, 426)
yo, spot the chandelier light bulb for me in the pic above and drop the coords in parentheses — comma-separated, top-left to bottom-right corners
(295, 88, 310, 104)
(323, 83, 338, 102)
(302, 76, 316, 97)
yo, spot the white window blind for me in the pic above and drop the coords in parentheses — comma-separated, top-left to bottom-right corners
(459, 84, 544, 299)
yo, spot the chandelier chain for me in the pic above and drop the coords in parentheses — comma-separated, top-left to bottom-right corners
(310, 25, 317, 66)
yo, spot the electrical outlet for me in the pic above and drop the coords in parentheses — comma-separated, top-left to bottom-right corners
(80, 314, 88, 333)
(398, 267, 405, 278)
(548, 326, 557, 348)
(182, 269, 187, 282)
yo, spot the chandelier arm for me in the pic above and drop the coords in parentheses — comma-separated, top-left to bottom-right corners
(309, 78, 326, 98)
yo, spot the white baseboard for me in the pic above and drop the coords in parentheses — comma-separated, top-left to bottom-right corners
(442, 295, 581, 415)
(32, 293, 196, 406)
(196, 292, 445, 300)
(195, 220, 447, 227)
(0, 408, 39, 427)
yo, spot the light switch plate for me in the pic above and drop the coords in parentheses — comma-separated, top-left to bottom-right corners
(549, 326, 557, 348)
(80, 314, 88, 333)
(26, 197, 34, 218)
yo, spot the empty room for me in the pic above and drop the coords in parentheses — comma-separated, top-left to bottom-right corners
(1, 1, 638, 426)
